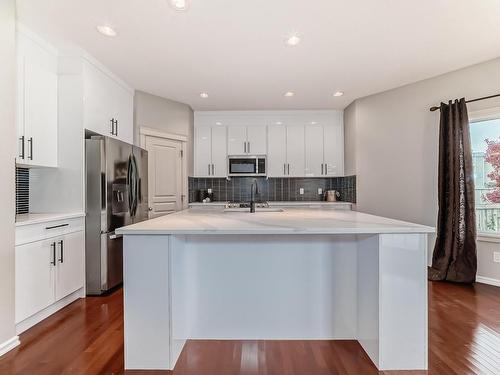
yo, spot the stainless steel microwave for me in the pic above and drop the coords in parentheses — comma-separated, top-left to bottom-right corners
(228, 156, 266, 176)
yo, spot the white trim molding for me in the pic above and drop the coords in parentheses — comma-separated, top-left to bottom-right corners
(0, 336, 20, 357)
(476, 276, 500, 288)
(139, 126, 188, 143)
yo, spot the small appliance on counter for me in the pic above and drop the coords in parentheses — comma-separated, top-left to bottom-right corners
(198, 188, 214, 203)
(325, 190, 341, 202)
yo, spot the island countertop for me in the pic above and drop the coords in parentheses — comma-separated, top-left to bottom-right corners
(116, 208, 434, 235)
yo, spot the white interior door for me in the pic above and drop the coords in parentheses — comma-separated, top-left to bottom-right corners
(145, 136, 183, 218)
(247, 125, 267, 155)
(55, 231, 85, 301)
(305, 125, 324, 177)
(267, 126, 287, 177)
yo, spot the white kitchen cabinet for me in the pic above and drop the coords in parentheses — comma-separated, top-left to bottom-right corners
(15, 239, 56, 323)
(195, 126, 227, 177)
(15, 215, 85, 331)
(247, 126, 267, 155)
(227, 126, 247, 155)
(55, 231, 85, 301)
(305, 125, 324, 176)
(83, 60, 134, 144)
(286, 126, 305, 177)
(323, 122, 344, 176)
(267, 126, 287, 176)
(267, 125, 305, 177)
(228, 125, 267, 155)
(16, 27, 58, 167)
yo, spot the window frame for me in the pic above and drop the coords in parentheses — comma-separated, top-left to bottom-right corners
(469, 106, 500, 240)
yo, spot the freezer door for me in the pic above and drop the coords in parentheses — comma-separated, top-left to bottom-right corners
(105, 137, 133, 231)
(100, 232, 123, 291)
(133, 146, 149, 223)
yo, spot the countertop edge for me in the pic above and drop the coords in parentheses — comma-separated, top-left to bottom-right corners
(15, 212, 86, 227)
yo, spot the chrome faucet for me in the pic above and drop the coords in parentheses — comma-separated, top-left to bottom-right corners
(250, 179, 259, 213)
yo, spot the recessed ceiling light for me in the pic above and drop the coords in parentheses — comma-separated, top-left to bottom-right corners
(333, 91, 344, 97)
(169, 0, 189, 11)
(276, 121, 283, 125)
(200, 92, 209, 98)
(311, 121, 317, 125)
(96, 25, 117, 37)
(215, 121, 222, 126)
(284, 91, 295, 97)
(285, 33, 301, 47)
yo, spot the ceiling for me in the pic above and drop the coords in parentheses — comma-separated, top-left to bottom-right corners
(16, 0, 500, 110)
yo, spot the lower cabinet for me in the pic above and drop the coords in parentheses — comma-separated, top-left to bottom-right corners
(15, 230, 84, 324)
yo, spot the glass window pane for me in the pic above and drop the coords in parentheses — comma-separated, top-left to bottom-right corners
(470, 118, 500, 233)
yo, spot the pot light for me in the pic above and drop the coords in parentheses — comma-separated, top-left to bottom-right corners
(311, 121, 317, 125)
(96, 25, 117, 37)
(285, 33, 301, 47)
(284, 91, 295, 97)
(215, 122, 222, 126)
(170, 0, 189, 11)
(276, 121, 283, 125)
(333, 91, 344, 97)
(200, 92, 209, 98)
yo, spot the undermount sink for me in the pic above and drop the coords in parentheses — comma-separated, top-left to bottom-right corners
(223, 207, 284, 213)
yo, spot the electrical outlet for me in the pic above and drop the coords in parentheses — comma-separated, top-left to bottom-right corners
(299, 188, 304, 195)
(494, 251, 500, 263)
(318, 188, 323, 195)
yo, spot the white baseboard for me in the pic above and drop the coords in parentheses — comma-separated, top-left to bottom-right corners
(476, 276, 500, 287)
(0, 336, 20, 357)
(16, 288, 85, 335)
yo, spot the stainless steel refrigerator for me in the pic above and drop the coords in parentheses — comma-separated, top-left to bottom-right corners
(85, 136, 148, 295)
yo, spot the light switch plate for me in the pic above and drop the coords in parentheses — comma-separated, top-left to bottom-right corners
(494, 251, 500, 263)
(318, 188, 323, 195)
(299, 188, 304, 195)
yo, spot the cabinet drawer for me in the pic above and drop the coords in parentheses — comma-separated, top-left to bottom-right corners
(16, 216, 85, 246)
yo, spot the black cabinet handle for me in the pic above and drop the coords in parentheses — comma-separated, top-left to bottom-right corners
(58, 240, 64, 263)
(28, 137, 33, 160)
(45, 223, 69, 230)
(19, 136, 25, 159)
(114, 119, 118, 136)
(110, 119, 115, 135)
(287, 163, 290, 175)
(50, 242, 56, 266)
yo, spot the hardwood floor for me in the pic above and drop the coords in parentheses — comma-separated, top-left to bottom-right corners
(0, 281, 499, 374)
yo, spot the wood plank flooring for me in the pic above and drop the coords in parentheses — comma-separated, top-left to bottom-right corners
(0, 281, 499, 374)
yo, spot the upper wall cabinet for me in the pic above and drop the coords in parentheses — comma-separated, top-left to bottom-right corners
(193, 110, 344, 178)
(228, 125, 267, 155)
(194, 125, 227, 177)
(16, 27, 58, 167)
(83, 61, 133, 143)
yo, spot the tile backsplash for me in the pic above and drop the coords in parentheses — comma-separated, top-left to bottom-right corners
(189, 176, 356, 203)
(16, 167, 29, 214)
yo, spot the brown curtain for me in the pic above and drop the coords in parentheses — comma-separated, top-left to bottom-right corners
(428, 98, 477, 283)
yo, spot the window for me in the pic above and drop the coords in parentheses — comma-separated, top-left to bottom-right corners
(470, 116, 500, 234)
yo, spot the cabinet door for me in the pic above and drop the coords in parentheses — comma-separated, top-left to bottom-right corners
(211, 126, 228, 177)
(227, 126, 247, 155)
(55, 231, 85, 301)
(304, 125, 324, 177)
(15, 240, 56, 323)
(267, 126, 287, 177)
(195, 126, 212, 177)
(111, 80, 134, 144)
(286, 126, 305, 177)
(83, 62, 114, 137)
(247, 126, 267, 155)
(323, 123, 344, 176)
(23, 59, 58, 167)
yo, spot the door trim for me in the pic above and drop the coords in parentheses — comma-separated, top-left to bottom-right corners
(139, 127, 188, 212)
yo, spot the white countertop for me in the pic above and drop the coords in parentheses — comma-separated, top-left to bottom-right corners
(117, 208, 434, 235)
(189, 201, 352, 206)
(15, 212, 85, 226)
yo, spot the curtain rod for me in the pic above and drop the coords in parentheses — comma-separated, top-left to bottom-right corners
(429, 93, 500, 112)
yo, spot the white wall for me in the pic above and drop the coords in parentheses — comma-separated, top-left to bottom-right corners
(0, 0, 17, 349)
(134, 90, 194, 175)
(345, 57, 500, 281)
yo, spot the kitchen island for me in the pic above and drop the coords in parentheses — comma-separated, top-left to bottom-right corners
(116, 208, 434, 371)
